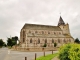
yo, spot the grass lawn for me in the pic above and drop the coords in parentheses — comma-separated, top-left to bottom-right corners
(36, 53, 58, 60)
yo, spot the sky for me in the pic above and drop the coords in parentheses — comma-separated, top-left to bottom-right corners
(0, 0, 80, 42)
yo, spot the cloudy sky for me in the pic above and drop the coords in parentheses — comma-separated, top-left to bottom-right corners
(0, 0, 80, 42)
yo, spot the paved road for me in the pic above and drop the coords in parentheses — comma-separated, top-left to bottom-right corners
(0, 48, 58, 60)
(0, 48, 8, 60)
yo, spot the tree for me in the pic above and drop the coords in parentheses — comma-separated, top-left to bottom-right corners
(0, 39, 4, 47)
(12, 36, 18, 44)
(3, 42, 7, 47)
(7, 38, 13, 47)
(7, 36, 19, 47)
(74, 38, 80, 43)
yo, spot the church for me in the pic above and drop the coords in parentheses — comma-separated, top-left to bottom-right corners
(20, 16, 74, 48)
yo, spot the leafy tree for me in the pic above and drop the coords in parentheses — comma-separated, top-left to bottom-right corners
(7, 38, 13, 47)
(3, 42, 7, 47)
(12, 36, 18, 44)
(7, 36, 18, 47)
(74, 38, 80, 43)
(0, 39, 4, 47)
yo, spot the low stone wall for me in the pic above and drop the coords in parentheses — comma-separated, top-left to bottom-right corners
(12, 46, 58, 52)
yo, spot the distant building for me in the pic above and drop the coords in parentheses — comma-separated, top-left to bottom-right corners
(20, 16, 74, 48)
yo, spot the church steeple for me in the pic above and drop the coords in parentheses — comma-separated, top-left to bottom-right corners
(58, 16, 65, 26)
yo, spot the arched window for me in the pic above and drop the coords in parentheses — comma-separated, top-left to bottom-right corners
(23, 30, 25, 37)
(58, 39, 60, 43)
(64, 39, 66, 43)
(42, 31, 44, 34)
(38, 39, 40, 44)
(32, 33, 34, 35)
(35, 31, 37, 33)
(48, 31, 50, 34)
(54, 32, 56, 34)
(59, 32, 61, 34)
(52, 39, 54, 43)
(30, 38, 32, 43)
(23, 30, 25, 34)
(23, 38, 25, 42)
(29, 30, 31, 33)
(45, 39, 47, 43)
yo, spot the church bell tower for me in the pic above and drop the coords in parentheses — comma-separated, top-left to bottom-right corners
(58, 16, 70, 35)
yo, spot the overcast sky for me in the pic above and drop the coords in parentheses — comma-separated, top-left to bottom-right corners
(0, 0, 80, 42)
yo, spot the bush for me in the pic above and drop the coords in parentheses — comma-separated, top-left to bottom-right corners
(54, 43, 57, 47)
(43, 43, 47, 47)
(59, 44, 80, 60)
(59, 44, 71, 60)
(68, 44, 80, 60)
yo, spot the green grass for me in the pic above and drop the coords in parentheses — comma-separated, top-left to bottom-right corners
(36, 53, 58, 60)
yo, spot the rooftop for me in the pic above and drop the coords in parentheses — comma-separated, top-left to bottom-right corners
(22, 23, 62, 31)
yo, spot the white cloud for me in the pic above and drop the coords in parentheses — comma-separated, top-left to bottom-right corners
(0, 0, 80, 42)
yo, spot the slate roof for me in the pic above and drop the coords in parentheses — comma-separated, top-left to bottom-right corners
(22, 23, 62, 31)
(58, 16, 65, 26)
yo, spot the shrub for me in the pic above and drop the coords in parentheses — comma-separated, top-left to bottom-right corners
(59, 44, 80, 60)
(54, 43, 57, 47)
(59, 44, 71, 60)
(68, 44, 80, 60)
(43, 43, 47, 47)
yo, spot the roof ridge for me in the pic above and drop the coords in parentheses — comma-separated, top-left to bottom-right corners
(25, 23, 57, 27)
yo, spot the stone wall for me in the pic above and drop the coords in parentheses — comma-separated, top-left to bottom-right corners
(12, 46, 58, 52)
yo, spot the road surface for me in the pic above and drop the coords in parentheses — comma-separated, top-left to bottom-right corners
(0, 48, 57, 60)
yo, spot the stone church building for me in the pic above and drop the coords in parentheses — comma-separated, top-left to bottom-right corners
(20, 16, 74, 48)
